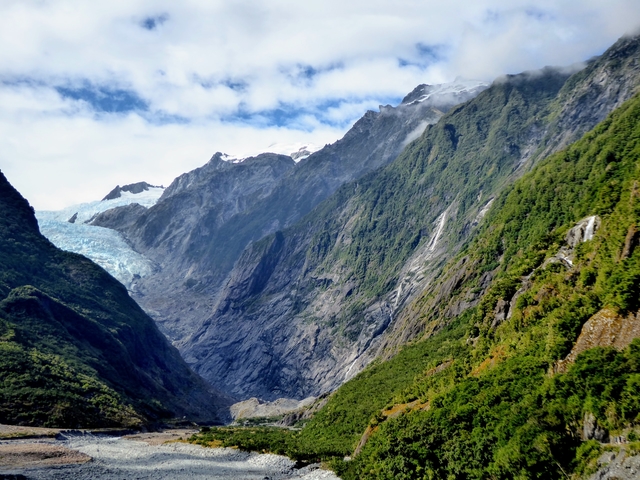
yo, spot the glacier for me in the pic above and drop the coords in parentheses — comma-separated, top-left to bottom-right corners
(36, 187, 163, 290)
(39, 187, 164, 224)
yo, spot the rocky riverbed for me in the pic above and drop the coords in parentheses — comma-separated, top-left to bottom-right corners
(0, 430, 340, 480)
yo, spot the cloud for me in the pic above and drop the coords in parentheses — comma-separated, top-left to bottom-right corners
(0, 0, 639, 209)
(0, 85, 343, 210)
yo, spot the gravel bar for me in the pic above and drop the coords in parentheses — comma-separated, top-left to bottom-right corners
(1, 433, 341, 480)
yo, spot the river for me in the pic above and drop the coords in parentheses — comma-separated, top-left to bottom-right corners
(0, 432, 341, 480)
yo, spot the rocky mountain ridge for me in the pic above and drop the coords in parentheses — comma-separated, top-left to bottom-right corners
(91, 80, 487, 344)
(102, 181, 163, 201)
(33, 36, 640, 406)
(181, 34, 640, 400)
(379, 33, 640, 358)
(193, 80, 640, 480)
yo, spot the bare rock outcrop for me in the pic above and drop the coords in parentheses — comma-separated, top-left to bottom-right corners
(230, 397, 316, 420)
(545, 215, 601, 268)
(583, 411, 610, 443)
(555, 308, 640, 373)
(588, 448, 640, 480)
(621, 224, 639, 260)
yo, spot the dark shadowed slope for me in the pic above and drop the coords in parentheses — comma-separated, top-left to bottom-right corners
(0, 170, 232, 427)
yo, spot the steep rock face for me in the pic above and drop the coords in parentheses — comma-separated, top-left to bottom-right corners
(185, 68, 570, 399)
(538, 33, 640, 159)
(184, 35, 640, 400)
(117, 83, 485, 342)
(373, 33, 640, 360)
(103, 181, 162, 201)
(555, 308, 640, 372)
(90, 203, 148, 232)
(115, 153, 296, 340)
(0, 170, 232, 426)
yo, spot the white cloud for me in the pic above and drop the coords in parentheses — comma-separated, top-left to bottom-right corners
(0, 0, 639, 209)
(0, 86, 342, 209)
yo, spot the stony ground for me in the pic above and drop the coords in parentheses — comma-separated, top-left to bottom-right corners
(588, 447, 640, 480)
(0, 429, 340, 480)
(0, 442, 91, 470)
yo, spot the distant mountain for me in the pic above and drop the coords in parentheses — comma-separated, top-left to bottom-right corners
(181, 34, 640, 400)
(102, 181, 163, 201)
(0, 171, 232, 427)
(94, 80, 486, 343)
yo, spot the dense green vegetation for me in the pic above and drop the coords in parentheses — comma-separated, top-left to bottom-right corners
(335, 71, 569, 300)
(347, 342, 640, 479)
(0, 324, 142, 427)
(329, 91, 640, 478)
(190, 426, 308, 459)
(297, 70, 572, 312)
(190, 92, 640, 477)
(0, 170, 223, 427)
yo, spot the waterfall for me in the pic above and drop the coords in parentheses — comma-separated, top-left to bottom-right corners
(584, 215, 596, 242)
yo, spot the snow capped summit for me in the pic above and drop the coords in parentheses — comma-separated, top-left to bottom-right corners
(215, 142, 322, 165)
(218, 152, 244, 164)
(401, 78, 489, 107)
(265, 142, 321, 162)
(39, 183, 164, 225)
(36, 182, 164, 290)
(103, 181, 163, 201)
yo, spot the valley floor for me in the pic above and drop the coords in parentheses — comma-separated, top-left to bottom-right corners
(0, 429, 340, 480)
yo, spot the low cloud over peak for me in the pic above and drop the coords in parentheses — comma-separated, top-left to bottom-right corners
(0, 0, 639, 209)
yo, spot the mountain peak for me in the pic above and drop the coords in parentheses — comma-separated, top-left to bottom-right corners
(102, 181, 163, 201)
(401, 79, 489, 106)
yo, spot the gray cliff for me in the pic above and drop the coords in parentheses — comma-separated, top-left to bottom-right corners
(98, 82, 486, 345)
(179, 35, 640, 400)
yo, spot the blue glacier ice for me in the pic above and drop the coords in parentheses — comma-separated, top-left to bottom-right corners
(36, 187, 164, 290)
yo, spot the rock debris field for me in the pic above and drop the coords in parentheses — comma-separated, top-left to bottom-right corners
(0, 431, 341, 480)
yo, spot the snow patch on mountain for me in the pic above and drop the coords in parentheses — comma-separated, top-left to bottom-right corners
(402, 78, 489, 107)
(217, 143, 322, 165)
(36, 186, 163, 289)
(39, 186, 164, 225)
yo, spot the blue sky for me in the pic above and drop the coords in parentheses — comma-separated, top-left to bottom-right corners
(0, 0, 639, 209)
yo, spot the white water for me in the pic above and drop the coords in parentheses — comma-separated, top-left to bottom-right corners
(428, 210, 448, 252)
(584, 215, 597, 242)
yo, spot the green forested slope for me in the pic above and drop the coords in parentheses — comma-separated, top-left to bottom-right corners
(320, 91, 640, 478)
(192, 35, 640, 405)
(325, 70, 568, 300)
(192, 91, 640, 478)
(0, 171, 230, 427)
